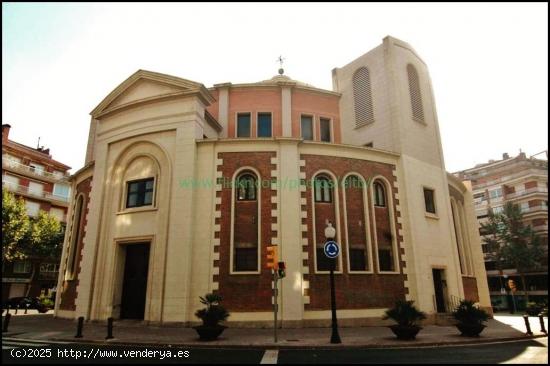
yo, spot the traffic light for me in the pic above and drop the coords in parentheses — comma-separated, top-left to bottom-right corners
(266, 246, 278, 269)
(277, 261, 286, 278)
(508, 279, 517, 292)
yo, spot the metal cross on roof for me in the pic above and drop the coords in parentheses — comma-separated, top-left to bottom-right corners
(277, 56, 285, 75)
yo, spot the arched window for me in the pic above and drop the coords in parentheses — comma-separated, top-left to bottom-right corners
(374, 181, 386, 207)
(372, 179, 396, 272)
(344, 175, 370, 272)
(236, 173, 257, 201)
(352, 67, 375, 127)
(314, 175, 333, 203)
(407, 64, 425, 123)
(66, 194, 84, 280)
(233, 171, 259, 272)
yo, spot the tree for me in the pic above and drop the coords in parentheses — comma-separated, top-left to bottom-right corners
(480, 202, 544, 304)
(2, 188, 30, 263)
(22, 211, 65, 296)
(2, 188, 65, 296)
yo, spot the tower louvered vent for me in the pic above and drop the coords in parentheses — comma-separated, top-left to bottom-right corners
(407, 64, 425, 123)
(352, 67, 375, 128)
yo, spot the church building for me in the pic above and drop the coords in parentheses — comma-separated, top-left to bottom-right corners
(54, 36, 491, 327)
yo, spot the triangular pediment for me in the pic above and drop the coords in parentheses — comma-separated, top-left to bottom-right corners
(105, 79, 188, 110)
(91, 70, 214, 118)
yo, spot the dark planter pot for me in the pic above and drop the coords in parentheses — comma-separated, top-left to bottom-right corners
(193, 324, 227, 341)
(389, 325, 422, 340)
(456, 323, 486, 337)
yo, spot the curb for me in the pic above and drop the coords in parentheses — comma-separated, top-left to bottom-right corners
(44, 334, 548, 350)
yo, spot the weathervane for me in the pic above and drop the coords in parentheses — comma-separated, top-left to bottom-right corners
(277, 55, 285, 75)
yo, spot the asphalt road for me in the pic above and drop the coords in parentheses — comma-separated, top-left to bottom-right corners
(2, 337, 548, 364)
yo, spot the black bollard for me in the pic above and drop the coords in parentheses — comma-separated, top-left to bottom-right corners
(3, 313, 11, 333)
(523, 315, 533, 335)
(24, 304, 29, 314)
(75, 316, 84, 338)
(105, 317, 114, 339)
(538, 313, 547, 335)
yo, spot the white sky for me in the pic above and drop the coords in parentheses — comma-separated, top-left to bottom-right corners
(2, 3, 548, 173)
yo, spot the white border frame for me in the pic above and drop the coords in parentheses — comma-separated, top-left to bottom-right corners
(342, 172, 374, 274)
(229, 166, 262, 275)
(311, 169, 343, 274)
(319, 116, 333, 143)
(369, 175, 400, 274)
(299, 114, 316, 141)
(234, 111, 252, 138)
(256, 111, 274, 138)
(65, 193, 86, 281)
(422, 185, 439, 219)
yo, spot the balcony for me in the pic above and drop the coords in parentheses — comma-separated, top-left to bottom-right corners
(473, 168, 548, 190)
(505, 186, 548, 200)
(2, 157, 69, 183)
(2, 180, 70, 204)
(520, 204, 548, 215)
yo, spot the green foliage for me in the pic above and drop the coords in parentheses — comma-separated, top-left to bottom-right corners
(480, 202, 544, 303)
(2, 188, 30, 262)
(2, 189, 64, 265)
(38, 294, 54, 308)
(452, 300, 489, 325)
(195, 293, 229, 326)
(383, 300, 426, 327)
(24, 211, 64, 260)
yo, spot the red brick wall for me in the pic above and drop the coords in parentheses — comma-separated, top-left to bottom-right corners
(301, 154, 406, 310)
(227, 88, 282, 138)
(291, 90, 341, 143)
(344, 180, 368, 264)
(462, 277, 479, 302)
(216, 152, 276, 312)
(59, 177, 92, 311)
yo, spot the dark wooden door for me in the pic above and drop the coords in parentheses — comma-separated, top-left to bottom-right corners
(432, 269, 446, 313)
(120, 244, 150, 319)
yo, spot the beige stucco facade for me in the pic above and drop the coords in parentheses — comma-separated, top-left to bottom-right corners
(55, 36, 491, 327)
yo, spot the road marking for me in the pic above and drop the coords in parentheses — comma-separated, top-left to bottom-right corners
(260, 349, 279, 364)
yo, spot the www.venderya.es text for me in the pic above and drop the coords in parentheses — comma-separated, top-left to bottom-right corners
(10, 348, 190, 360)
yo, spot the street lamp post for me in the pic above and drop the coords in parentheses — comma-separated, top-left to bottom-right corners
(325, 222, 342, 344)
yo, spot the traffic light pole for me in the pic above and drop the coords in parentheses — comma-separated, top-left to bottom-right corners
(272, 269, 278, 343)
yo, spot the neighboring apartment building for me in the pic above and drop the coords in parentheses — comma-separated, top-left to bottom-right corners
(55, 36, 490, 327)
(456, 152, 548, 311)
(2, 124, 72, 302)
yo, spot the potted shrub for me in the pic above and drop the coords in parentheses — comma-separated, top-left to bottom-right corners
(193, 293, 229, 341)
(383, 300, 426, 340)
(452, 300, 489, 337)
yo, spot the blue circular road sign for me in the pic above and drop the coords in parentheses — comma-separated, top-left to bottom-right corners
(324, 241, 340, 258)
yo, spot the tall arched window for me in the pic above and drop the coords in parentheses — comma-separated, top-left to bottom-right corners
(344, 175, 370, 272)
(233, 171, 259, 272)
(236, 173, 257, 201)
(374, 181, 386, 207)
(313, 173, 338, 271)
(352, 67, 375, 127)
(66, 194, 84, 280)
(372, 179, 396, 272)
(407, 64, 425, 123)
(314, 175, 333, 203)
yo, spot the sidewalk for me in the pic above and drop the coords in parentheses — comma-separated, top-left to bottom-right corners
(2, 312, 547, 349)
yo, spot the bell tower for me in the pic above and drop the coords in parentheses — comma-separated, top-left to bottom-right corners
(332, 36, 465, 313)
